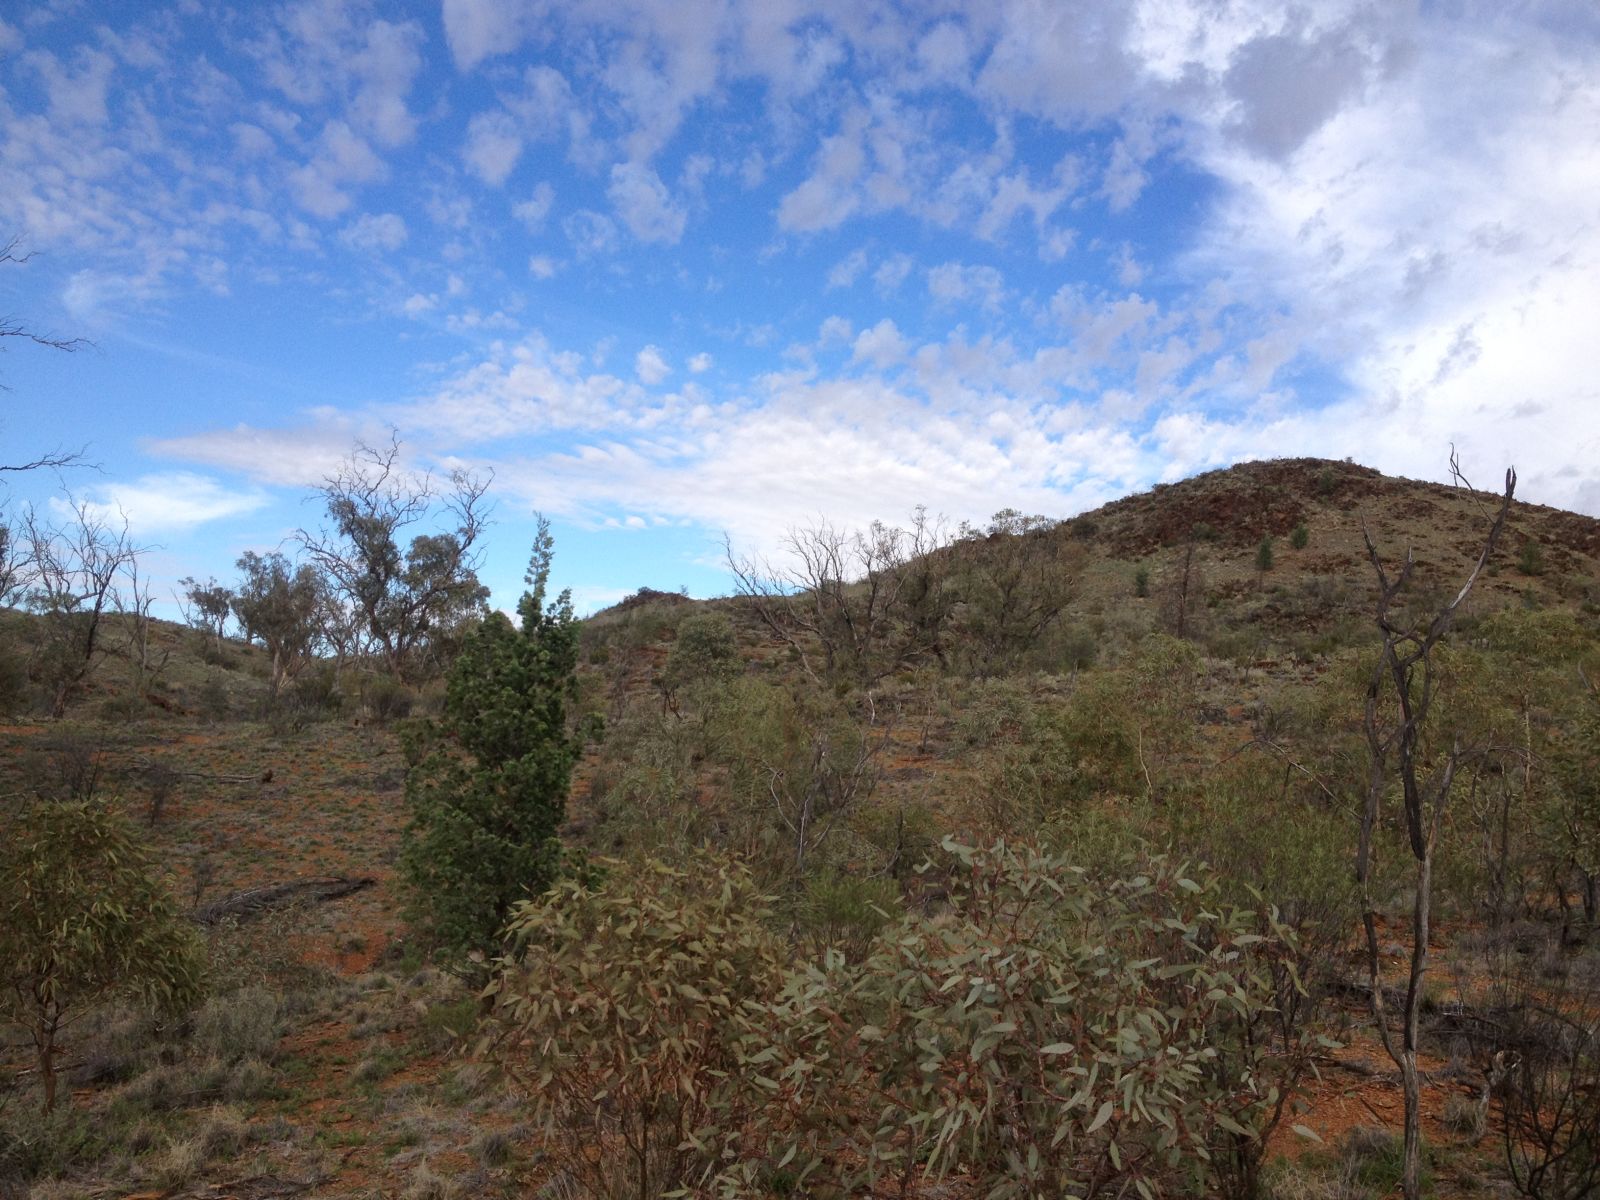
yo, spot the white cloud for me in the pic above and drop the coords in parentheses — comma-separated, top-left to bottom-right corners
(827, 247, 868, 288)
(289, 120, 386, 218)
(563, 209, 617, 256)
(340, 211, 407, 251)
(70, 472, 270, 533)
(873, 254, 914, 294)
(441, 0, 527, 70)
(688, 352, 712, 373)
(607, 162, 687, 244)
(464, 109, 522, 186)
(927, 261, 1006, 309)
(851, 319, 910, 369)
(529, 255, 560, 279)
(636, 345, 671, 385)
(513, 182, 555, 229)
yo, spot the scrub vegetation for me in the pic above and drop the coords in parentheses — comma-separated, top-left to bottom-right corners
(4, 453, 1600, 1199)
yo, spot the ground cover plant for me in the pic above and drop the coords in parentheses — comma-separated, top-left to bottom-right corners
(1, 457, 1599, 1197)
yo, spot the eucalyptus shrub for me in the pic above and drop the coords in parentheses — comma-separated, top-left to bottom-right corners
(483, 853, 787, 1200)
(0, 800, 206, 1112)
(731, 840, 1305, 1200)
(485, 842, 1312, 1200)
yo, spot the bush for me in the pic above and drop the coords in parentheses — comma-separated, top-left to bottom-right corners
(362, 675, 415, 724)
(1518, 538, 1546, 576)
(484, 853, 788, 1199)
(400, 525, 584, 958)
(797, 871, 901, 957)
(734, 841, 1307, 1199)
(1290, 523, 1310, 550)
(0, 799, 206, 1111)
(1257, 535, 1276, 573)
(663, 611, 738, 690)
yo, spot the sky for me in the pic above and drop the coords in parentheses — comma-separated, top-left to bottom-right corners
(1, 0, 1598, 615)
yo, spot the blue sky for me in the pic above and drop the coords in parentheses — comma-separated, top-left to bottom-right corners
(2, 0, 1597, 615)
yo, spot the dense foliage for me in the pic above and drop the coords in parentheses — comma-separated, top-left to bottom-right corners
(399, 519, 584, 958)
(486, 841, 1313, 1199)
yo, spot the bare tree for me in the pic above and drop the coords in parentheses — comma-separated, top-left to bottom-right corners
(1, 236, 87, 362)
(765, 718, 889, 873)
(115, 554, 169, 696)
(297, 433, 491, 682)
(726, 508, 949, 692)
(1159, 541, 1206, 640)
(21, 498, 143, 717)
(950, 509, 1081, 673)
(1356, 454, 1516, 1200)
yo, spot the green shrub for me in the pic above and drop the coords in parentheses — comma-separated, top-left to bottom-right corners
(1517, 538, 1546, 576)
(484, 852, 787, 1199)
(1134, 565, 1150, 597)
(734, 841, 1308, 1199)
(1290, 522, 1310, 550)
(797, 871, 900, 957)
(400, 524, 585, 959)
(663, 611, 738, 689)
(363, 675, 415, 724)
(1257, 534, 1276, 573)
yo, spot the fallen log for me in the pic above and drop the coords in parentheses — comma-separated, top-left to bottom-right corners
(193, 876, 375, 925)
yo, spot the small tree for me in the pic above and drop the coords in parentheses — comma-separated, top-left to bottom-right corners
(178, 575, 235, 654)
(1356, 456, 1515, 1200)
(726, 507, 949, 691)
(298, 433, 491, 683)
(0, 799, 205, 1110)
(1290, 522, 1310, 550)
(1159, 541, 1206, 640)
(950, 509, 1081, 674)
(231, 550, 324, 698)
(399, 517, 584, 958)
(21, 498, 143, 716)
(1256, 534, 1275, 575)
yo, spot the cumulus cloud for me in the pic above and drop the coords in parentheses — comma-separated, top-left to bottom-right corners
(607, 162, 687, 244)
(563, 209, 617, 256)
(851, 319, 910, 369)
(635, 345, 671, 384)
(513, 182, 555, 229)
(289, 120, 386, 218)
(464, 109, 522, 186)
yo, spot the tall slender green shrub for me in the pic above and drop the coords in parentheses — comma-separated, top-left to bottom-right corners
(399, 519, 583, 958)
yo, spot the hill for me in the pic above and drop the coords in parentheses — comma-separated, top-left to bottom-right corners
(2, 456, 1598, 1199)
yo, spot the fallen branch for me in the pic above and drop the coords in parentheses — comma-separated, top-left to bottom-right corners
(193, 876, 374, 925)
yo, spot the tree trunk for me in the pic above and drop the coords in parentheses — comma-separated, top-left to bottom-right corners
(33, 1010, 59, 1112)
(1400, 849, 1433, 1200)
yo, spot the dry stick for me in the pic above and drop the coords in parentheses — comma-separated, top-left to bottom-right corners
(192, 876, 374, 925)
